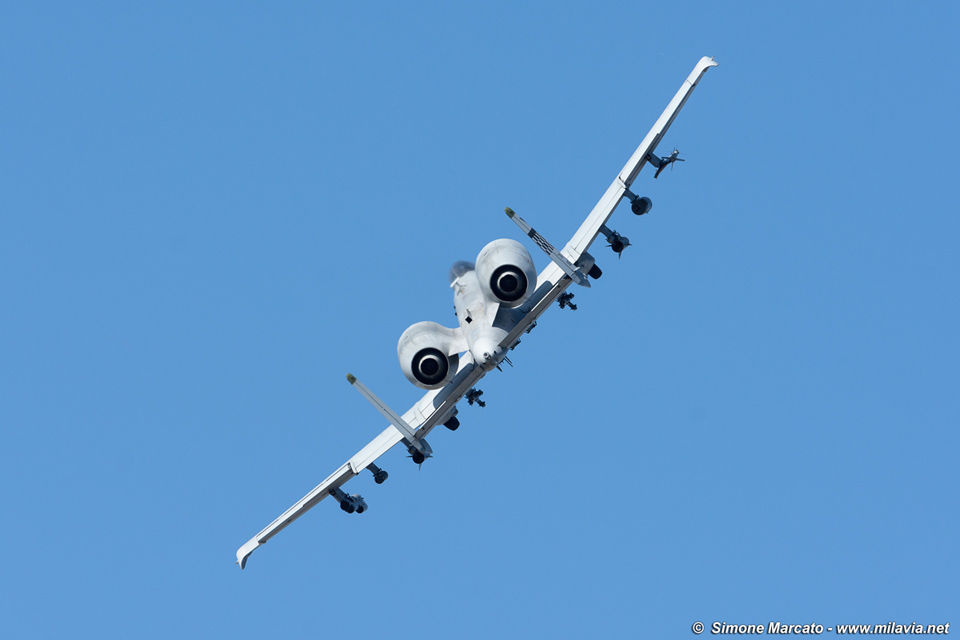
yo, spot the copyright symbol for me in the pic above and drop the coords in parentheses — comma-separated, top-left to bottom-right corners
(692, 621, 705, 634)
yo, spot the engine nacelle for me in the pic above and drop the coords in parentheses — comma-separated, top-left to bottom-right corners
(475, 239, 537, 308)
(398, 321, 461, 389)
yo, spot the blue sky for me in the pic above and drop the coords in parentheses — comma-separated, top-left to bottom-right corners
(2, 2, 958, 638)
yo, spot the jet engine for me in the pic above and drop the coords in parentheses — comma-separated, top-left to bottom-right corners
(475, 239, 537, 308)
(397, 321, 462, 389)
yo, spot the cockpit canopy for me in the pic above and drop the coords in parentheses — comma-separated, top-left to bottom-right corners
(448, 260, 475, 284)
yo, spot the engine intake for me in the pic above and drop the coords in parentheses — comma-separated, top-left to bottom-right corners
(490, 265, 527, 302)
(411, 347, 448, 386)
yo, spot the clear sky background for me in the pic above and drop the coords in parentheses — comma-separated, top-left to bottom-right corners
(2, 2, 958, 638)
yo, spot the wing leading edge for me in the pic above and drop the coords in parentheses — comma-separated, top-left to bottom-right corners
(494, 57, 718, 352)
(236, 352, 483, 569)
(563, 56, 718, 263)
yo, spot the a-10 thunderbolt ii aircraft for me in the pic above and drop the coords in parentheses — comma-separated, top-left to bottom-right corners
(236, 56, 718, 569)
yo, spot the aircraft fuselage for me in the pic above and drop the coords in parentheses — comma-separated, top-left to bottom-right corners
(451, 262, 509, 371)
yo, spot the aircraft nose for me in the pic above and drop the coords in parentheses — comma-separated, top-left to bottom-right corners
(471, 336, 502, 371)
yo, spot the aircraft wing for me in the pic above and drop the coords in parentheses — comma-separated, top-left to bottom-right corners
(235, 429, 397, 568)
(237, 57, 717, 569)
(498, 56, 718, 351)
(236, 352, 483, 569)
(562, 56, 718, 262)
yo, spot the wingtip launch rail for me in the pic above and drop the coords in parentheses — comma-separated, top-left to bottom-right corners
(235, 56, 717, 570)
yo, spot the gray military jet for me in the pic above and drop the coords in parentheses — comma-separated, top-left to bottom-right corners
(236, 56, 718, 569)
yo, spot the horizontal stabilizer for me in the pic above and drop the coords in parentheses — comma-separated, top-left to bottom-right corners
(505, 207, 590, 287)
(347, 374, 420, 445)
